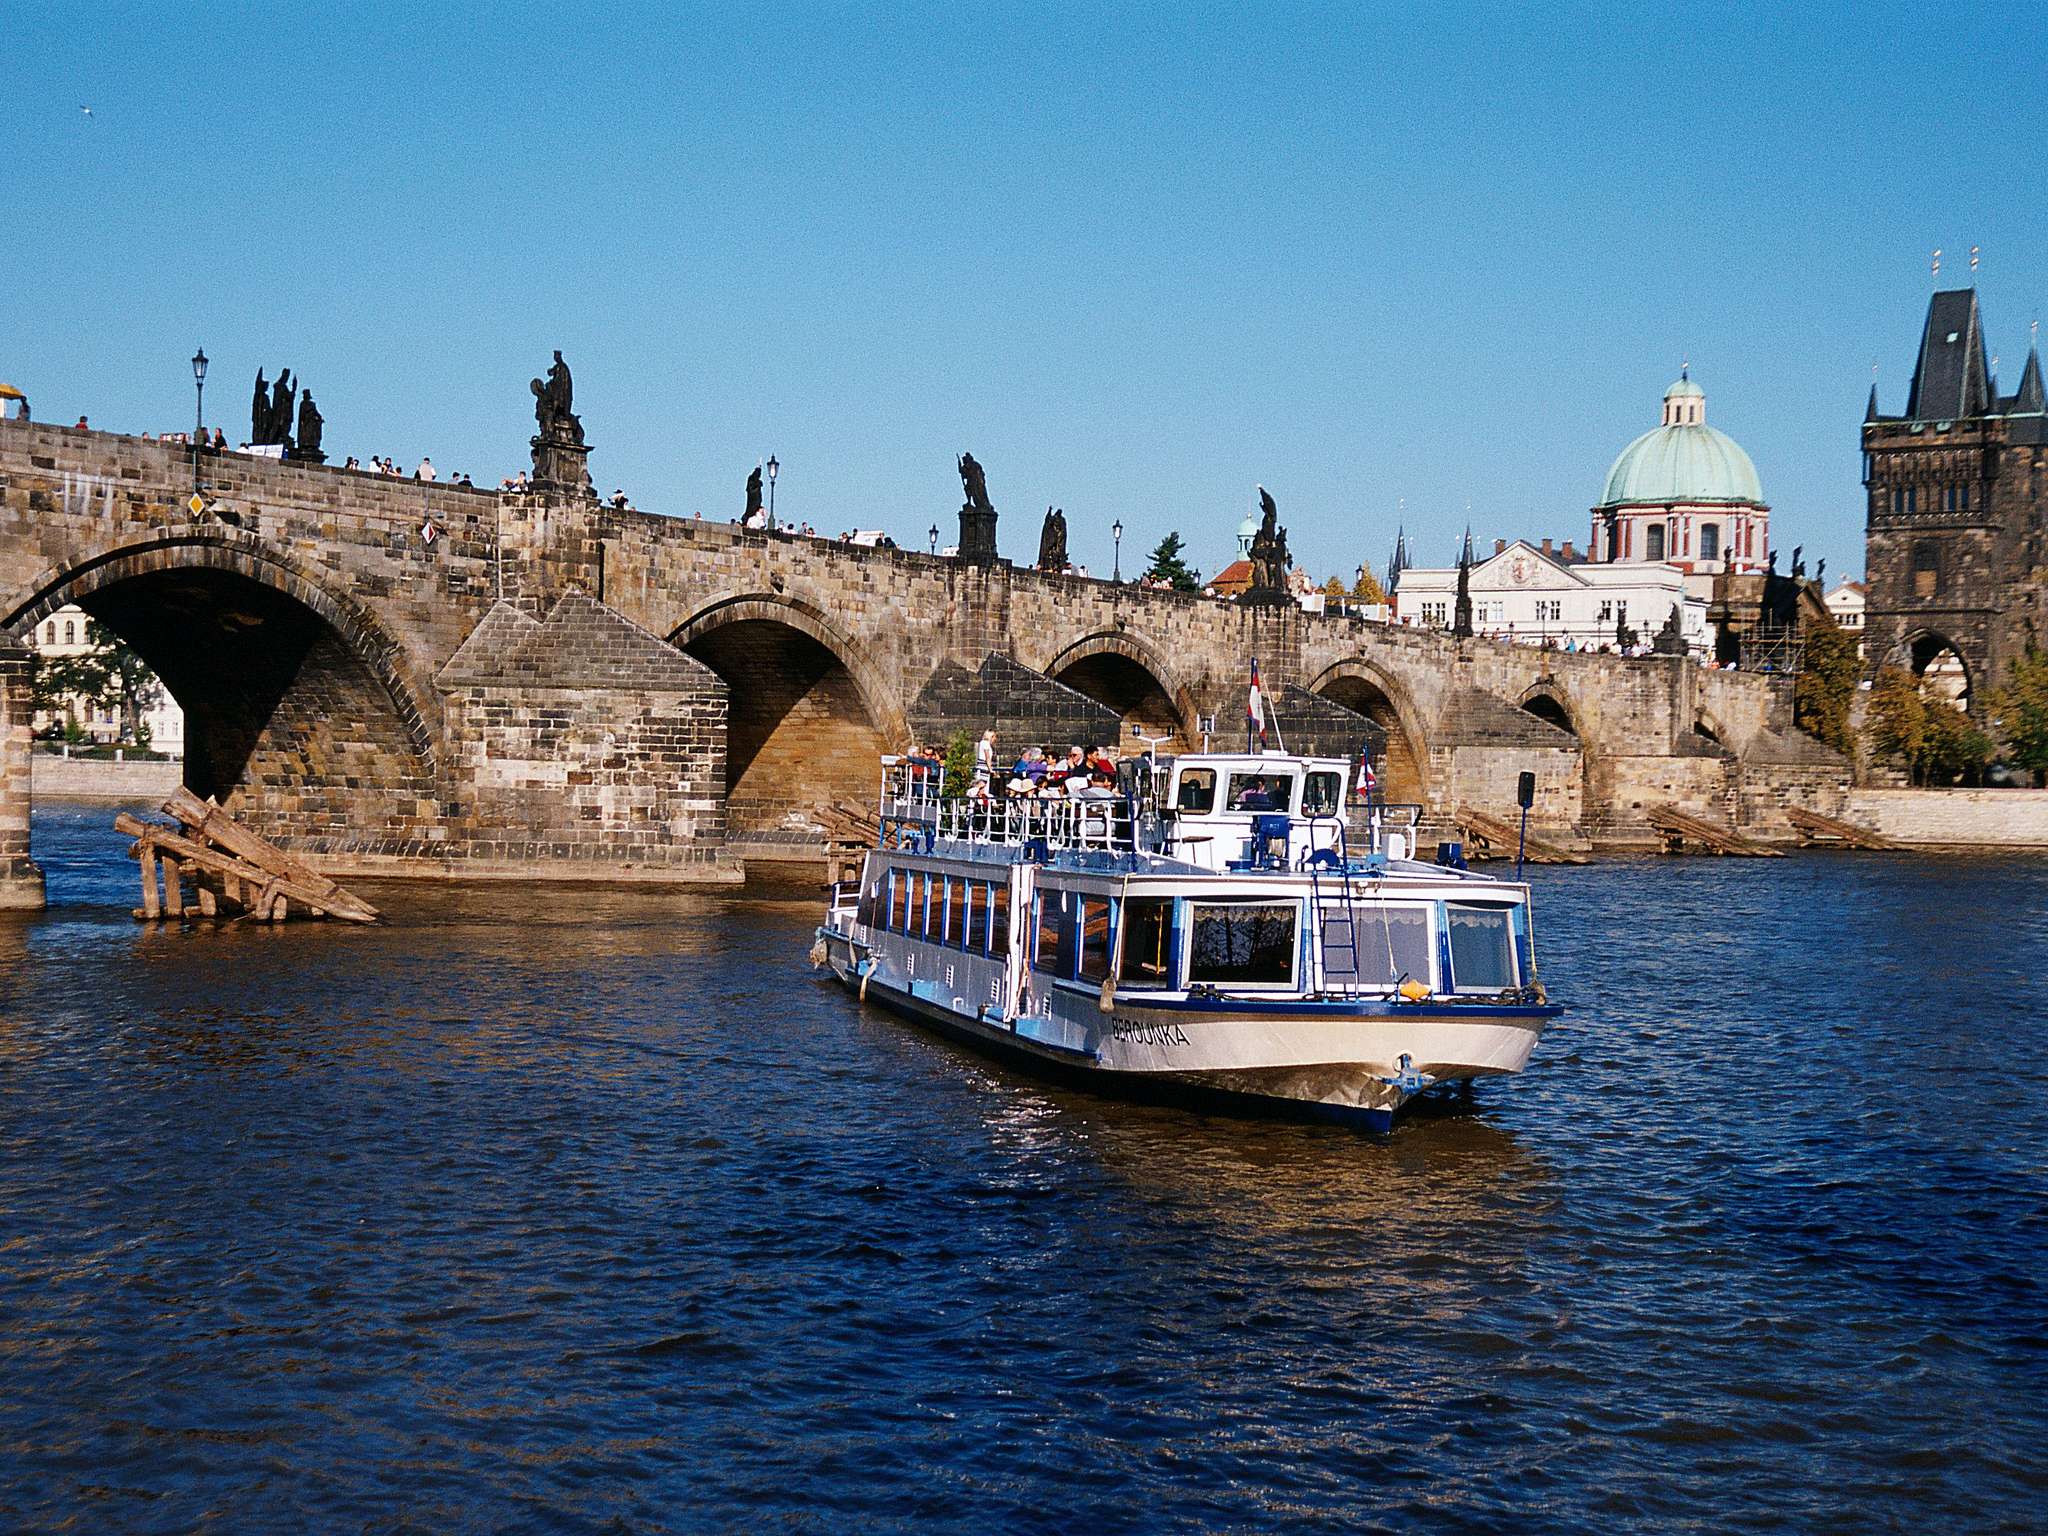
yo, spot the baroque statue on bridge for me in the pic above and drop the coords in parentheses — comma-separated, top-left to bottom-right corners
(528, 350, 594, 496)
(955, 451, 999, 566)
(296, 391, 324, 463)
(250, 367, 299, 450)
(1036, 506, 1068, 573)
(745, 464, 764, 525)
(1243, 485, 1293, 605)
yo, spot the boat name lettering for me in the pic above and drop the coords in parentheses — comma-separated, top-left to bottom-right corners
(1109, 1016, 1190, 1048)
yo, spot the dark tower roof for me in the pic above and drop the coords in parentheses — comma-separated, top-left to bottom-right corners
(2017, 347, 2045, 414)
(1906, 288, 1994, 420)
(1865, 381, 1879, 422)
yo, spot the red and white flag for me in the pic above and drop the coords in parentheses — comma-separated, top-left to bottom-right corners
(1356, 747, 1378, 801)
(1247, 660, 1266, 747)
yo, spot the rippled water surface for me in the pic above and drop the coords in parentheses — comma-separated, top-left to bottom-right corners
(2, 801, 2044, 1532)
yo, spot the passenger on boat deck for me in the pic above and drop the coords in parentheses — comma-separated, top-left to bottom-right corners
(1006, 746, 1048, 796)
(1234, 775, 1278, 810)
(904, 745, 944, 791)
(973, 729, 996, 792)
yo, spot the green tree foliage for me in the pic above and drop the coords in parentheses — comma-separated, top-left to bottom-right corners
(1143, 532, 1202, 592)
(1864, 665, 1993, 786)
(29, 620, 163, 745)
(1793, 624, 1860, 756)
(1987, 645, 2048, 782)
(940, 727, 977, 800)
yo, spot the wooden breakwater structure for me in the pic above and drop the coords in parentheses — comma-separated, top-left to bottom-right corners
(120, 788, 379, 923)
(1452, 807, 1590, 865)
(1784, 805, 1896, 850)
(1644, 803, 1783, 857)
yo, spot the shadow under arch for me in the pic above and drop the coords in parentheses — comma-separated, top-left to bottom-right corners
(5, 528, 438, 807)
(1307, 658, 1431, 804)
(668, 592, 909, 839)
(1040, 630, 1195, 750)
(1516, 681, 1581, 740)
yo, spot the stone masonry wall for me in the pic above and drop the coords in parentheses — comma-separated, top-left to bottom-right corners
(0, 641, 44, 908)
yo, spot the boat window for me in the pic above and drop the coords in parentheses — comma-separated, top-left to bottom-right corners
(1174, 768, 1217, 814)
(1327, 903, 1434, 991)
(991, 881, 1010, 955)
(962, 882, 983, 952)
(1034, 890, 1071, 977)
(1225, 772, 1296, 812)
(888, 869, 907, 932)
(1119, 897, 1175, 987)
(1188, 902, 1298, 987)
(911, 874, 929, 938)
(857, 871, 883, 928)
(1447, 904, 1517, 991)
(948, 877, 967, 947)
(1302, 771, 1344, 817)
(1079, 898, 1113, 983)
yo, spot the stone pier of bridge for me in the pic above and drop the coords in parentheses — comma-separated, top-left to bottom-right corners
(0, 417, 1849, 906)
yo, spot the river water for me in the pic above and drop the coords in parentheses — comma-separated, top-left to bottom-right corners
(1, 802, 2043, 1533)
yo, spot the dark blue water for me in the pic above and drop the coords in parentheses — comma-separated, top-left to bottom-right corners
(2, 802, 2043, 1533)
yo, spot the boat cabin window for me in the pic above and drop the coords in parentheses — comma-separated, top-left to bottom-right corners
(1447, 904, 1517, 991)
(962, 881, 983, 952)
(1119, 897, 1175, 987)
(1226, 772, 1296, 813)
(858, 871, 883, 928)
(911, 873, 930, 937)
(1174, 768, 1217, 814)
(1034, 890, 1072, 978)
(1079, 898, 1113, 982)
(1188, 902, 1299, 988)
(948, 877, 967, 947)
(1324, 903, 1434, 991)
(991, 882, 1011, 955)
(888, 870, 907, 932)
(1302, 770, 1344, 817)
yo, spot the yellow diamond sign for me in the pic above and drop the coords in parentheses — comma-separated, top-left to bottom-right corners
(188, 493, 206, 517)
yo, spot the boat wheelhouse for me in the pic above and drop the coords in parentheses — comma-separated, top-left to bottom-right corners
(813, 748, 1561, 1130)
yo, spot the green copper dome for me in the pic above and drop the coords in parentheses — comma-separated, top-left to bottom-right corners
(1598, 375, 1763, 507)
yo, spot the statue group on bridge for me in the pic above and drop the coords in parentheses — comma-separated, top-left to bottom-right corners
(1243, 486, 1293, 605)
(529, 350, 592, 493)
(249, 368, 323, 463)
(1036, 506, 1068, 573)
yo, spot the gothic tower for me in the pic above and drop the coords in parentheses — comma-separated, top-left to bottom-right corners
(1862, 290, 2046, 703)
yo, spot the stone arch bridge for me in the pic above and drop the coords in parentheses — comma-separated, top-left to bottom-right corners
(0, 421, 1845, 904)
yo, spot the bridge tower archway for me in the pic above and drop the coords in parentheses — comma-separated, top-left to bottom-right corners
(1895, 629, 1973, 711)
(1042, 632, 1193, 751)
(5, 531, 438, 850)
(1309, 660, 1429, 805)
(670, 595, 907, 844)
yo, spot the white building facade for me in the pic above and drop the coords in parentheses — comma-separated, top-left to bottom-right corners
(1823, 579, 1866, 659)
(1391, 542, 1709, 655)
(27, 604, 184, 751)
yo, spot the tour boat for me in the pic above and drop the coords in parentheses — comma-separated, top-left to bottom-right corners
(812, 745, 1562, 1131)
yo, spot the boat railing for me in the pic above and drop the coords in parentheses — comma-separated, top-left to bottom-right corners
(934, 794, 1139, 852)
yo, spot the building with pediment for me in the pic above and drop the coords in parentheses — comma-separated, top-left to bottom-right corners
(1390, 539, 1708, 654)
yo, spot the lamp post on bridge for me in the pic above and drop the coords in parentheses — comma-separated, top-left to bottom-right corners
(190, 348, 207, 501)
(765, 455, 778, 532)
(1355, 563, 1366, 617)
(928, 523, 940, 556)
(1112, 518, 1123, 583)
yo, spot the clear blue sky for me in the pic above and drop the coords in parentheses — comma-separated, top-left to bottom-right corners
(9, 4, 2045, 585)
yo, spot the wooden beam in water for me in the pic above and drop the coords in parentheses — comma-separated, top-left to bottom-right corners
(1645, 803, 1784, 857)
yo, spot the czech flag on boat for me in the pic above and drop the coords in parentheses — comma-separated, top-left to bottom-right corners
(1247, 659, 1266, 748)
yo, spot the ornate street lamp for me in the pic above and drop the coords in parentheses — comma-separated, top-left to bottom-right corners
(928, 523, 940, 555)
(1112, 518, 1123, 583)
(765, 455, 778, 531)
(190, 347, 207, 498)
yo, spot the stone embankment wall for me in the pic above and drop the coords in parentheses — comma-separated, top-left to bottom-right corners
(31, 754, 183, 802)
(1845, 788, 2048, 849)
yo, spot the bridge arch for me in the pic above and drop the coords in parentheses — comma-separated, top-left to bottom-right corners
(669, 593, 907, 842)
(1308, 658, 1430, 804)
(5, 530, 438, 838)
(1040, 630, 1194, 750)
(1516, 681, 1581, 740)
(1891, 629, 1973, 711)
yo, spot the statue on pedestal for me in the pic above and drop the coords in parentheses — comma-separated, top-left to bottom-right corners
(1243, 486, 1293, 605)
(1653, 604, 1686, 655)
(745, 464, 764, 524)
(296, 391, 324, 463)
(529, 350, 593, 495)
(956, 452, 999, 565)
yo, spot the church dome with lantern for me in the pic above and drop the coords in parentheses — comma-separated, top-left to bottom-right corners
(1590, 370, 1769, 574)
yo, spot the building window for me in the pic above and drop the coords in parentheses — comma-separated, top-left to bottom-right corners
(64, 621, 76, 644)
(1912, 541, 1940, 598)
(1699, 524, 1720, 560)
(1536, 599, 1562, 623)
(1646, 524, 1665, 561)
(1597, 600, 1613, 623)
(1959, 484, 1971, 511)
(1421, 601, 1448, 626)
